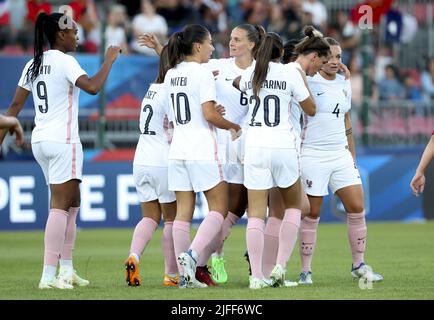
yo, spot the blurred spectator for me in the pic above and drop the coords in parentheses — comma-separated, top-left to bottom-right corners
(154, 0, 194, 33)
(349, 54, 363, 108)
(69, 0, 101, 53)
(268, 3, 288, 41)
(131, 0, 168, 55)
(244, 0, 269, 27)
(378, 64, 405, 101)
(26, 0, 51, 24)
(375, 44, 394, 84)
(281, 0, 303, 41)
(105, 4, 129, 54)
(330, 10, 360, 66)
(302, 0, 327, 31)
(421, 57, 434, 101)
(202, 0, 228, 33)
(403, 72, 423, 102)
(400, 8, 418, 44)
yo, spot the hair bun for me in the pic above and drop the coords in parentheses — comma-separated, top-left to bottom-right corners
(304, 25, 323, 38)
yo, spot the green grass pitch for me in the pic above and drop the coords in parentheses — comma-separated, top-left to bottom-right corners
(0, 222, 433, 300)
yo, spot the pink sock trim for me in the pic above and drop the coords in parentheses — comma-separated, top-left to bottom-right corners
(275, 208, 301, 267)
(173, 220, 191, 273)
(215, 211, 240, 254)
(162, 221, 178, 275)
(299, 216, 320, 272)
(246, 217, 265, 279)
(190, 211, 224, 257)
(129, 217, 158, 257)
(60, 207, 79, 260)
(347, 211, 367, 267)
(262, 217, 282, 278)
(44, 209, 69, 266)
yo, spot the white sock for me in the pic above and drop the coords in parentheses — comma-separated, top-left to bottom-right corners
(59, 259, 73, 268)
(129, 253, 140, 262)
(41, 265, 57, 282)
(212, 252, 224, 259)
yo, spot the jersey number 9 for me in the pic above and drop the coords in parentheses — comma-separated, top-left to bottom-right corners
(36, 81, 49, 113)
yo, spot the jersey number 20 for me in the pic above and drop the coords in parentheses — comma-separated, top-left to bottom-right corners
(249, 95, 280, 127)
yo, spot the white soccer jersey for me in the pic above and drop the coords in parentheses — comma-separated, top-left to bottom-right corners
(164, 61, 218, 161)
(133, 83, 171, 167)
(301, 73, 352, 150)
(240, 62, 310, 149)
(18, 50, 87, 144)
(287, 62, 304, 137)
(205, 58, 250, 125)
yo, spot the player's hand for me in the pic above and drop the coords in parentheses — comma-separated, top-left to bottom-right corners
(338, 62, 351, 80)
(9, 118, 24, 147)
(138, 33, 162, 51)
(410, 171, 425, 196)
(229, 124, 242, 141)
(105, 45, 121, 63)
(215, 104, 225, 116)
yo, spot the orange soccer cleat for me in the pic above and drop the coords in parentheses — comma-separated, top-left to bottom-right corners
(163, 274, 180, 287)
(124, 256, 141, 287)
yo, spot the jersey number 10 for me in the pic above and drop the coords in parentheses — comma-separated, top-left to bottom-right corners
(170, 93, 191, 125)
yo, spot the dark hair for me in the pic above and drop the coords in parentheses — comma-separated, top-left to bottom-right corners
(294, 25, 330, 58)
(155, 45, 170, 84)
(325, 37, 340, 46)
(25, 12, 65, 84)
(235, 24, 266, 59)
(252, 32, 283, 96)
(282, 39, 299, 64)
(167, 24, 210, 69)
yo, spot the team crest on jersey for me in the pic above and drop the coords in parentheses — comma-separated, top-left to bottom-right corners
(306, 179, 313, 188)
(343, 89, 348, 98)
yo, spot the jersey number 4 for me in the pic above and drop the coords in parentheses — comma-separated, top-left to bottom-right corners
(170, 93, 191, 125)
(36, 81, 49, 113)
(332, 103, 340, 118)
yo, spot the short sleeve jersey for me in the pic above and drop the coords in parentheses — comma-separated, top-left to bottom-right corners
(133, 83, 171, 167)
(163, 61, 218, 160)
(18, 50, 87, 144)
(204, 58, 250, 125)
(302, 73, 352, 150)
(240, 62, 310, 149)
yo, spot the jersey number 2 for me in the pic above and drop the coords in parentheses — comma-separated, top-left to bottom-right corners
(142, 104, 156, 135)
(36, 81, 48, 113)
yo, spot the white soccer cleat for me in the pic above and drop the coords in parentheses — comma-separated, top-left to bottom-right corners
(178, 250, 206, 288)
(284, 280, 299, 287)
(38, 278, 74, 290)
(249, 277, 270, 290)
(351, 263, 383, 282)
(298, 271, 313, 285)
(72, 271, 90, 287)
(270, 264, 286, 287)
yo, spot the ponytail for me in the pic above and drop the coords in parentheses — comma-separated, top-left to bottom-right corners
(294, 25, 330, 58)
(25, 12, 63, 84)
(252, 32, 283, 96)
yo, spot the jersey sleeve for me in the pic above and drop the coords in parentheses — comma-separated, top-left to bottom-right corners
(290, 69, 310, 102)
(199, 68, 217, 104)
(17, 60, 33, 91)
(63, 55, 87, 86)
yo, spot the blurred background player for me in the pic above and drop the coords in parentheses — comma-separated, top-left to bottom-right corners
(235, 31, 315, 289)
(410, 131, 434, 196)
(298, 37, 383, 285)
(0, 114, 24, 146)
(124, 45, 178, 288)
(0, 12, 120, 289)
(163, 24, 241, 288)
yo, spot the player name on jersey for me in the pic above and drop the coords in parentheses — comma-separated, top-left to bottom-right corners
(38, 65, 51, 75)
(244, 79, 287, 90)
(170, 77, 187, 86)
(143, 90, 157, 100)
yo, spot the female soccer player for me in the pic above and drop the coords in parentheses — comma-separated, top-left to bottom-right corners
(263, 29, 331, 281)
(298, 37, 383, 284)
(235, 32, 316, 288)
(0, 12, 120, 289)
(163, 24, 241, 288)
(0, 115, 24, 146)
(124, 45, 179, 288)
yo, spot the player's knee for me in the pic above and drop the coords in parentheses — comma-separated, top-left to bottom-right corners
(307, 209, 321, 219)
(346, 203, 364, 214)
